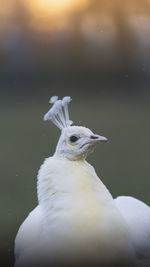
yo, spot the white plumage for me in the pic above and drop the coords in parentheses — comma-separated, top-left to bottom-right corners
(14, 96, 150, 267)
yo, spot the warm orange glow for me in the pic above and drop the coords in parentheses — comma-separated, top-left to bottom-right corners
(27, 0, 89, 15)
(33, 0, 82, 12)
(22, 0, 89, 33)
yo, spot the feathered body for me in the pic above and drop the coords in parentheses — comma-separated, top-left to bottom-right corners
(15, 156, 134, 267)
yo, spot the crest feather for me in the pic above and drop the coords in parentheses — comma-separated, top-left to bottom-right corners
(49, 96, 58, 104)
(43, 96, 73, 130)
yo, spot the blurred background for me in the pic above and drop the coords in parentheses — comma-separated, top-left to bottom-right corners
(1, 0, 150, 266)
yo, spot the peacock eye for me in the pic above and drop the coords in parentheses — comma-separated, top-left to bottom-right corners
(69, 135, 79, 143)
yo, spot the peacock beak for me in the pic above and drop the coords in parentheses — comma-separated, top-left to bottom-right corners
(90, 135, 108, 143)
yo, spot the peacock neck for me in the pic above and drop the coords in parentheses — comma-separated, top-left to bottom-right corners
(37, 156, 114, 213)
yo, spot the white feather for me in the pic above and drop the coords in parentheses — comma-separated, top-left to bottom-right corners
(49, 96, 58, 104)
(15, 206, 43, 267)
(115, 196, 150, 266)
(43, 96, 72, 130)
(15, 157, 135, 267)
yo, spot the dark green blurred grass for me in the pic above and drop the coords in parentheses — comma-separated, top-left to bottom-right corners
(1, 88, 150, 266)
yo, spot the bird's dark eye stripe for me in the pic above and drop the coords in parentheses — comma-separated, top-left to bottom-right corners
(69, 135, 79, 142)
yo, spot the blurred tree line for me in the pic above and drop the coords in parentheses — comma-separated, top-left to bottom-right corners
(0, 0, 150, 89)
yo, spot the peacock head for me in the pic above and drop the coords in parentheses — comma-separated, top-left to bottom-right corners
(44, 96, 107, 160)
